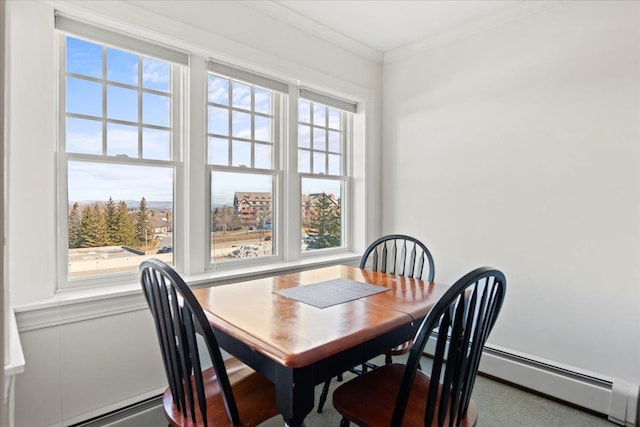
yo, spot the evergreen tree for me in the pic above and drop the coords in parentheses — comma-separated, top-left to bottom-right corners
(104, 197, 119, 245)
(135, 197, 154, 249)
(116, 201, 136, 246)
(306, 193, 341, 249)
(79, 202, 107, 248)
(68, 202, 82, 248)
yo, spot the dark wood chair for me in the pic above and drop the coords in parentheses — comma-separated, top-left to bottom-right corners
(317, 234, 435, 413)
(360, 234, 435, 364)
(139, 258, 279, 427)
(332, 266, 506, 427)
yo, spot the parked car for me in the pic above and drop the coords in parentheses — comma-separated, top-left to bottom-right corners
(157, 246, 173, 254)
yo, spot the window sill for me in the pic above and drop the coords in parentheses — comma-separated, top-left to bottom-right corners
(13, 252, 361, 332)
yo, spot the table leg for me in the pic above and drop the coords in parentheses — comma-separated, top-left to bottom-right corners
(275, 366, 314, 427)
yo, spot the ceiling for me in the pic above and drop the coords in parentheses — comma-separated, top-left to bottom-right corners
(246, 0, 560, 62)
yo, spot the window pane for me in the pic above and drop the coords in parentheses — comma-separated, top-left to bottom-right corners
(301, 177, 342, 251)
(211, 171, 274, 262)
(67, 37, 102, 79)
(232, 81, 251, 110)
(232, 111, 251, 139)
(143, 92, 170, 127)
(63, 34, 178, 287)
(313, 152, 326, 174)
(67, 77, 102, 117)
(107, 123, 138, 157)
(208, 75, 229, 105)
(107, 48, 138, 85)
(208, 106, 229, 136)
(298, 149, 310, 173)
(298, 124, 310, 149)
(328, 154, 341, 175)
(313, 104, 326, 126)
(255, 87, 272, 114)
(328, 131, 340, 153)
(232, 140, 251, 167)
(255, 116, 272, 142)
(299, 99, 345, 180)
(208, 137, 228, 165)
(67, 161, 174, 278)
(107, 85, 138, 122)
(255, 143, 272, 169)
(142, 58, 170, 92)
(298, 99, 311, 123)
(66, 117, 102, 155)
(143, 128, 170, 160)
(313, 128, 326, 151)
(328, 108, 341, 129)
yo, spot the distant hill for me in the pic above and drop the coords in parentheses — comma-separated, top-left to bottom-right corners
(70, 200, 173, 211)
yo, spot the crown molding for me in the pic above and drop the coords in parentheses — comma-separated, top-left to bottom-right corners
(384, 1, 563, 64)
(240, 0, 384, 64)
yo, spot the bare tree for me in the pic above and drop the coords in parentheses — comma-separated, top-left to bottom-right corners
(214, 205, 235, 233)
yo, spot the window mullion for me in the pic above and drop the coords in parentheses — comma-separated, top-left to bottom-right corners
(101, 46, 108, 156)
(138, 54, 143, 159)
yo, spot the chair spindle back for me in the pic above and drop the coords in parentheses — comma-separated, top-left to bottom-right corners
(140, 259, 240, 426)
(360, 234, 435, 281)
(392, 267, 506, 427)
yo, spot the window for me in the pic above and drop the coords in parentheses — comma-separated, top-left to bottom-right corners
(207, 69, 282, 264)
(56, 15, 361, 288)
(299, 98, 347, 252)
(57, 17, 186, 287)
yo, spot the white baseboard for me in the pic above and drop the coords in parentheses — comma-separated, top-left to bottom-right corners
(479, 344, 639, 427)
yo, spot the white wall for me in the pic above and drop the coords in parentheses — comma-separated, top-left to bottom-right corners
(6, 1, 382, 425)
(383, 0, 640, 386)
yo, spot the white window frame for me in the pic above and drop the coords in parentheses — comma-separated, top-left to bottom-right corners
(54, 14, 364, 290)
(56, 19, 186, 290)
(205, 63, 287, 270)
(298, 97, 353, 256)
(204, 64, 357, 271)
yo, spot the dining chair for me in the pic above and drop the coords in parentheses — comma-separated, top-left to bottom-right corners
(139, 258, 279, 427)
(332, 266, 506, 427)
(317, 234, 435, 413)
(360, 234, 435, 363)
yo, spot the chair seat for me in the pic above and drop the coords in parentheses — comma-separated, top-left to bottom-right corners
(333, 364, 477, 427)
(164, 357, 279, 427)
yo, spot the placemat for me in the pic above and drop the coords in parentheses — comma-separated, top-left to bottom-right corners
(274, 278, 389, 309)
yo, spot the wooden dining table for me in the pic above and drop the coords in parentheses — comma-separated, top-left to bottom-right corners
(192, 264, 450, 427)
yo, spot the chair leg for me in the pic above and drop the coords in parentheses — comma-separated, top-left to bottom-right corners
(385, 353, 393, 364)
(340, 418, 351, 427)
(317, 379, 331, 413)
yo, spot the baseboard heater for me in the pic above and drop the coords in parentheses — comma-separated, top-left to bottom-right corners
(479, 344, 639, 427)
(69, 395, 163, 427)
